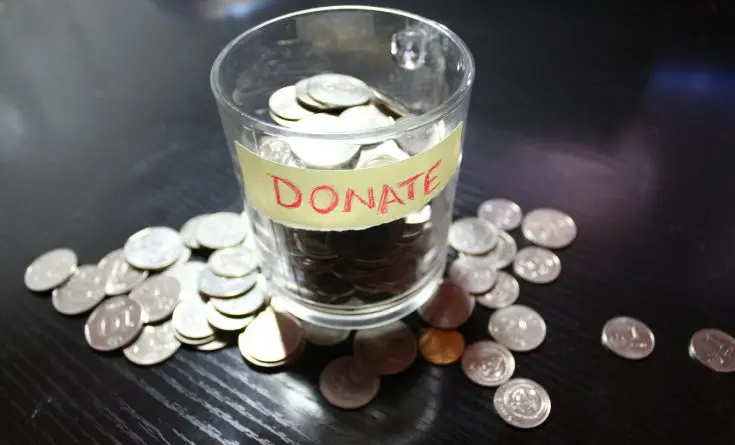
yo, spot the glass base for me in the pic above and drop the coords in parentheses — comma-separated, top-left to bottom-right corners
(269, 264, 444, 330)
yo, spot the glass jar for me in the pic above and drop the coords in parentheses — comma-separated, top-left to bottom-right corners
(210, 5, 474, 329)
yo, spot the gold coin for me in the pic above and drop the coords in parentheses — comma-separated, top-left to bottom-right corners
(418, 328, 465, 365)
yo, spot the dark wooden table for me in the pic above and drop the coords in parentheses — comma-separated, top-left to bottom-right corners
(2, 1, 735, 444)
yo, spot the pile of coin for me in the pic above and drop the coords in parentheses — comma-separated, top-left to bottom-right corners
(246, 73, 449, 308)
(23, 197, 735, 429)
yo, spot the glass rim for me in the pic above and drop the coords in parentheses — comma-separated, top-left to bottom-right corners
(209, 5, 475, 141)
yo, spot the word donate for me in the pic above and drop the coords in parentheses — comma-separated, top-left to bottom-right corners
(236, 122, 463, 230)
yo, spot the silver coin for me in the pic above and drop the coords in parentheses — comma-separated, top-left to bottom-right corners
(355, 140, 409, 169)
(258, 137, 303, 166)
(163, 260, 207, 302)
(98, 249, 148, 295)
(122, 321, 181, 366)
(319, 356, 381, 409)
(339, 104, 394, 131)
(172, 247, 192, 267)
(461, 340, 515, 387)
(175, 331, 215, 346)
(494, 378, 551, 429)
(395, 119, 446, 155)
(306, 73, 372, 108)
(196, 337, 230, 352)
(210, 282, 266, 316)
(477, 199, 523, 231)
(302, 321, 351, 346)
(601, 316, 655, 360)
(405, 205, 432, 225)
(268, 85, 314, 120)
(205, 301, 254, 331)
(25, 248, 78, 292)
(371, 88, 412, 117)
(208, 246, 259, 278)
(270, 111, 298, 128)
(461, 230, 517, 270)
(353, 321, 417, 375)
(689, 328, 735, 373)
(84, 296, 144, 351)
(239, 309, 303, 363)
(196, 212, 248, 250)
(448, 217, 498, 255)
(51, 265, 107, 315)
(476, 271, 520, 309)
(522, 208, 577, 249)
(129, 275, 181, 323)
(198, 268, 257, 298)
(172, 300, 214, 340)
(179, 214, 209, 249)
(418, 281, 475, 329)
(448, 257, 498, 294)
(124, 227, 184, 270)
(295, 78, 329, 110)
(513, 247, 561, 284)
(488, 305, 546, 352)
(288, 114, 361, 168)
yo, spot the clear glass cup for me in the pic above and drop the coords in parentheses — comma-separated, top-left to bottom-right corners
(210, 5, 474, 329)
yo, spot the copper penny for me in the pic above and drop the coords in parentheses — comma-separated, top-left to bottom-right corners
(418, 328, 465, 365)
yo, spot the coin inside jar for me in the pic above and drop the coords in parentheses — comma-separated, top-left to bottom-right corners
(306, 73, 372, 108)
(418, 328, 465, 365)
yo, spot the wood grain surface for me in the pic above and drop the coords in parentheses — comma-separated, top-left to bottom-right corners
(2, 0, 735, 444)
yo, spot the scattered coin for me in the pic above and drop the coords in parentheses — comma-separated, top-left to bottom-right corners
(210, 283, 266, 316)
(163, 260, 207, 302)
(196, 212, 248, 250)
(488, 305, 546, 352)
(418, 281, 475, 329)
(302, 321, 351, 346)
(198, 268, 258, 298)
(306, 73, 372, 108)
(124, 227, 184, 270)
(179, 214, 209, 249)
(461, 341, 515, 387)
(353, 321, 417, 375)
(449, 217, 498, 255)
(98, 248, 148, 295)
(268, 85, 315, 120)
(601, 316, 655, 360)
(51, 265, 107, 315)
(477, 199, 523, 231)
(205, 301, 254, 331)
(175, 331, 215, 346)
(448, 257, 498, 294)
(196, 337, 231, 352)
(462, 230, 517, 270)
(123, 321, 181, 366)
(239, 309, 303, 363)
(689, 328, 735, 373)
(494, 378, 551, 429)
(319, 356, 381, 409)
(172, 300, 215, 340)
(513, 247, 561, 284)
(208, 246, 259, 277)
(522, 208, 577, 249)
(84, 296, 144, 352)
(25, 248, 78, 292)
(475, 271, 520, 309)
(129, 275, 182, 323)
(418, 328, 465, 365)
